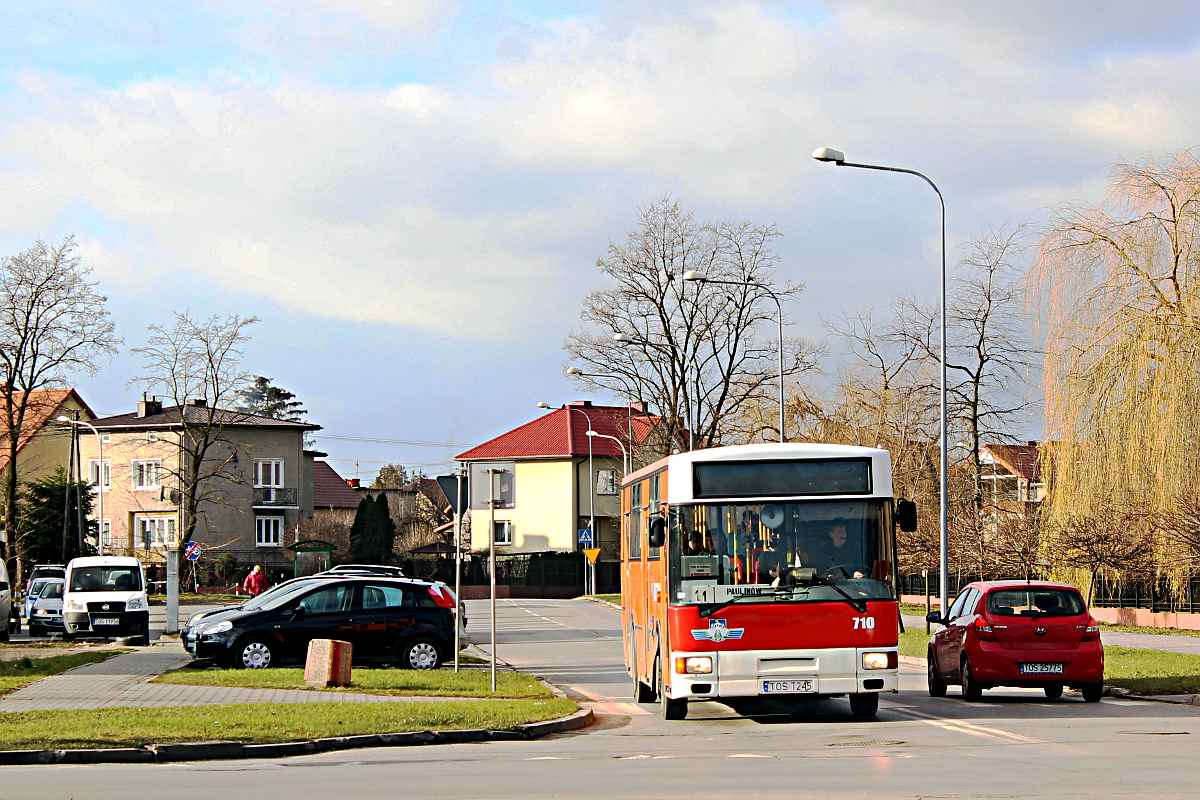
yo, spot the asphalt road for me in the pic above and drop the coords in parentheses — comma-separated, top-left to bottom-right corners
(3, 597, 1199, 799)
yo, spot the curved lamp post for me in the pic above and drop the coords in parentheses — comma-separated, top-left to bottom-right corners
(57, 416, 104, 555)
(812, 145, 949, 614)
(586, 429, 629, 477)
(682, 270, 786, 443)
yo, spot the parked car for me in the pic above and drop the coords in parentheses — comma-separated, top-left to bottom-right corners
(23, 577, 57, 620)
(25, 564, 64, 592)
(28, 579, 64, 637)
(62, 556, 150, 641)
(184, 574, 455, 670)
(926, 580, 1104, 702)
(325, 564, 406, 577)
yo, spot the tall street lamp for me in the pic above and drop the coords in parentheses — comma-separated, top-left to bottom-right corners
(682, 270, 786, 443)
(586, 429, 628, 476)
(537, 402, 596, 594)
(57, 416, 104, 555)
(811, 145, 950, 614)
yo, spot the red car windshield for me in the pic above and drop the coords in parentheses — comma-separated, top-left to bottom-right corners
(986, 588, 1084, 617)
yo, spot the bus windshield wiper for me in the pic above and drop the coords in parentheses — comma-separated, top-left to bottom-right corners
(698, 589, 774, 619)
(812, 575, 869, 614)
(778, 568, 869, 613)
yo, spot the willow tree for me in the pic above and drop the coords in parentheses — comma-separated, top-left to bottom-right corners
(1034, 152, 1200, 598)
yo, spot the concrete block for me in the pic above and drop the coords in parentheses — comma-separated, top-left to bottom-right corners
(0, 750, 57, 765)
(434, 729, 489, 744)
(377, 731, 437, 746)
(488, 730, 530, 741)
(305, 639, 353, 687)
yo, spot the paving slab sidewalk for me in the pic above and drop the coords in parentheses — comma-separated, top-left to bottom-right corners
(0, 642, 478, 712)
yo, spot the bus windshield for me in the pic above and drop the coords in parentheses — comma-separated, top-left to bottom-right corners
(669, 499, 895, 606)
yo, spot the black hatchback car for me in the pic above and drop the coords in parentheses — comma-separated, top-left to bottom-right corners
(183, 575, 454, 670)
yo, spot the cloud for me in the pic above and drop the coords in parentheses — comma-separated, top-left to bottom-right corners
(3, 1, 1200, 345)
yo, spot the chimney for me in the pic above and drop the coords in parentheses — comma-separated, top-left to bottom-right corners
(1024, 440, 1038, 448)
(568, 400, 593, 408)
(345, 478, 361, 489)
(136, 396, 163, 418)
(626, 401, 647, 414)
(189, 398, 208, 407)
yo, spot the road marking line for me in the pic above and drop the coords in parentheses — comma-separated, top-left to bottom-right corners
(728, 753, 771, 758)
(891, 708, 1044, 744)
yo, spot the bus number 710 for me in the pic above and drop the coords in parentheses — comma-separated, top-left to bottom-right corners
(853, 617, 876, 630)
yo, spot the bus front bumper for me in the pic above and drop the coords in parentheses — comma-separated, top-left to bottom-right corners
(665, 646, 899, 700)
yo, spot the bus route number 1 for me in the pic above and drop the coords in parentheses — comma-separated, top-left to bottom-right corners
(852, 616, 876, 630)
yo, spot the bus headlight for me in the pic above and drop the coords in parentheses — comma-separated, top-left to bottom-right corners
(675, 656, 713, 674)
(862, 651, 897, 670)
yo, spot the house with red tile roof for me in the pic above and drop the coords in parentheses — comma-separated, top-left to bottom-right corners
(455, 401, 653, 558)
(979, 441, 1045, 516)
(0, 387, 94, 497)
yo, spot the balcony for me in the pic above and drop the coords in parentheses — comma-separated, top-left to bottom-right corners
(252, 487, 298, 507)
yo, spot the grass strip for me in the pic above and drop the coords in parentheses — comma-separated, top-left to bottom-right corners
(585, 594, 621, 606)
(0, 651, 125, 695)
(1103, 646, 1200, 695)
(153, 666, 553, 698)
(0, 698, 578, 750)
(1097, 620, 1200, 637)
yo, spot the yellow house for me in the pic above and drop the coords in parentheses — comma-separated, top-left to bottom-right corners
(455, 401, 649, 560)
(0, 387, 95, 495)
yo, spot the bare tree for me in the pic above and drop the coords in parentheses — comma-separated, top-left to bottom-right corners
(0, 237, 118, 562)
(565, 197, 821, 457)
(897, 225, 1039, 511)
(1053, 507, 1157, 605)
(130, 313, 259, 545)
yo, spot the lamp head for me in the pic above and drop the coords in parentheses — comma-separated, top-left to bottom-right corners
(566, 366, 583, 375)
(55, 416, 70, 423)
(811, 146, 846, 164)
(682, 271, 707, 282)
(613, 333, 636, 344)
(585, 430, 597, 437)
(536, 402, 552, 409)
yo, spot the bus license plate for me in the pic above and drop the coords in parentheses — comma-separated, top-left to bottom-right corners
(1018, 663, 1064, 675)
(92, 617, 121, 626)
(762, 679, 817, 694)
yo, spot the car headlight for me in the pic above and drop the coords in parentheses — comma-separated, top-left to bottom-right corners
(862, 651, 897, 670)
(197, 620, 233, 635)
(126, 596, 147, 611)
(674, 656, 713, 674)
(64, 598, 85, 612)
(34, 609, 48, 616)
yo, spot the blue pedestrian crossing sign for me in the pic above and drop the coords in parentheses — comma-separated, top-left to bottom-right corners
(184, 542, 203, 561)
(577, 529, 593, 546)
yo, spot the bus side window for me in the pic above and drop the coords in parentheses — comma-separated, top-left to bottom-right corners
(647, 473, 662, 560)
(627, 482, 643, 560)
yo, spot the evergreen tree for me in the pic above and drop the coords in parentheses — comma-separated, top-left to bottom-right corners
(235, 376, 307, 421)
(15, 467, 97, 564)
(346, 493, 397, 564)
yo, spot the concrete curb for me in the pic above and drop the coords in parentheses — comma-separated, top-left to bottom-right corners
(581, 597, 623, 612)
(0, 706, 595, 766)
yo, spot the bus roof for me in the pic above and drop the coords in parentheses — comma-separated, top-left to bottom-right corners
(622, 443, 894, 500)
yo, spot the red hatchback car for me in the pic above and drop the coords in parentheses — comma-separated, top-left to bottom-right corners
(926, 581, 1104, 702)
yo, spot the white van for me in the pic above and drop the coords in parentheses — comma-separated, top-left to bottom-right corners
(63, 556, 150, 642)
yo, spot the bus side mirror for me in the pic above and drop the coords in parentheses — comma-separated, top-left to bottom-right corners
(896, 499, 918, 532)
(648, 517, 666, 549)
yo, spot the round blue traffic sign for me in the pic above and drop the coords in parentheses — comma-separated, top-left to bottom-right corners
(184, 542, 203, 561)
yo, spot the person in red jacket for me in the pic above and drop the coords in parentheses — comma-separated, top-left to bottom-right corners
(242, 565, 268, 596)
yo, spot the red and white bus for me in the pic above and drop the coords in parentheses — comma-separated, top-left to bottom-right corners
(622, 443, 915, 719)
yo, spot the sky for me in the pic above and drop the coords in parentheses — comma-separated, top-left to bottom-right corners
(2, 0, 1200, 482)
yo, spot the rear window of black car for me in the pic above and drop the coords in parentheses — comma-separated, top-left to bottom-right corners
(986, 588, 1085, 617)
(361, 583, 436, 609)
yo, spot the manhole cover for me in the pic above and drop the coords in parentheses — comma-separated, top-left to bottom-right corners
(1115, 731, 1191, 735)
(827, 740, 905, 747)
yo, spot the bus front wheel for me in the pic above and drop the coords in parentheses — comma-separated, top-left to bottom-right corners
(661, 693, 688, 720)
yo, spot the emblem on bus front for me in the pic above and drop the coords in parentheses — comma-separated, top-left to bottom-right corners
(692, 618, 744, 643)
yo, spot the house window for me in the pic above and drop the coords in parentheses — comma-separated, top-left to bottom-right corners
(100, 520, 111, 550)
(132, 460, 162, 489)
(256, 516, 283, 547)
(138, 517, 175, 549)
(100, 433, 110, 443)
(88, 460, 111, 491)
(492, 520, 513, 546)
(146, 431, 159, 443)
(254, 459, 284, 501)
(596, 469, 618, 496)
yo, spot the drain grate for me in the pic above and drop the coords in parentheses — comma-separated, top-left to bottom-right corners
(827, 740, 905, 747)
